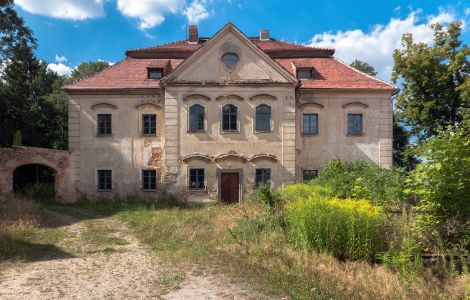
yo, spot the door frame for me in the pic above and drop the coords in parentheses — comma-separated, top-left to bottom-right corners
(217, 168, 243, 203)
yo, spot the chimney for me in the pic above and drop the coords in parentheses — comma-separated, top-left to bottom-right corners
(260, 29, 270, 41)
(188, 25, 198, 44)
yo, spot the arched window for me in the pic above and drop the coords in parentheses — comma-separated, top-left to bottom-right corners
(255, 104, 271, 132)
(222, 104, 237, 132)
(189, 104, 205, 131)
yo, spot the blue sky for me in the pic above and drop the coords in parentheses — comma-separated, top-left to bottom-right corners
(14, 0, 469, 81)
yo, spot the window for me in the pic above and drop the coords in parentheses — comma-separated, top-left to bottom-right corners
(303, 113, 318, 135)
(222, 104, 237, 132)
(255, 104, 272, 132)
(97, 114, 112, 135)
(148, 68, 163, 79)
(297, 68, 313, 79)
(221, 53, 239, 71)
(189, 168, 205, 190)
(255, 168, 271, 187)
(303, 170, 318, 183)
(142, 170, 156, 191)
(348, 114, 363, 135)
(142, 114, 157, 135)
(97, 170, 112, 191)
(189, 104, 205, 131)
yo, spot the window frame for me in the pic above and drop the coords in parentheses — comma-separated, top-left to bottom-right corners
(147, 68, 163, 80)
(221, 104, 238, 133)
(188, 168, 205, 191)
(97, 169, 112, 192)
(297, 68, 313, 79)
(303, 169, 318, 183)
(221, 53, 239, 72)
(188, 104, 205, 132)
(97, 114, 112, 136)
(302, 113, 319, 136)
(142, 114, 157, 136)
(141, 169, 157, 191)
(254, 104, 272, 132)
(347, 113, 363, 136)
(255, 168, 272, 187)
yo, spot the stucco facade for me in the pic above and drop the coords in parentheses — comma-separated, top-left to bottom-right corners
(64, 23, 395, 202)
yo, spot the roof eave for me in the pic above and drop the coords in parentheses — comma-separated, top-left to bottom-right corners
(63, 88, 162, 95)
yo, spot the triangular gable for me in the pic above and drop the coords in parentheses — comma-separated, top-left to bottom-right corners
(162, 23, 298, 85)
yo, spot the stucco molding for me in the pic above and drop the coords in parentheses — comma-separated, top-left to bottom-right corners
(342, 102, 369, 109)
(91, 103, 118, 110)
(214, 151, 249, 162)
(135, 103, 162, 110)
(249, 94, 277, 101)
(215, 94, 244, 101)
(298, 102, 324, 109)
(183, 94, 211, 101)
(248, 154, 278, 162)
(181, 153, 212, 162)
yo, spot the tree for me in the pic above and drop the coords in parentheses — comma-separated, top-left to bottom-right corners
(392, 22, 469, 142)
(392, 117, 416, 169)
(70, 61, 109, 81)
(0, 0, 37, 62)
(350, 59, 378, 76)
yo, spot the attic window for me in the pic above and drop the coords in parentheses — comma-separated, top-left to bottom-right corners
(148, 68, 163, 79)
(222, 53, 239, 71)
(297, 68, 313, 79)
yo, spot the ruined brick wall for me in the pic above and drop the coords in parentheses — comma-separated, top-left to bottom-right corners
(0, 146, 73, 202)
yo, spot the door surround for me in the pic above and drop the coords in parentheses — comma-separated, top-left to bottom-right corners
(217, 168, 243, 203)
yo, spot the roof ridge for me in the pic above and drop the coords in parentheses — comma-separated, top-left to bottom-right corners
(273, 38, 335, 51)
(126, 39, 191, 52)
(332, 57, 397, 90)
(64, 58, 128, 88)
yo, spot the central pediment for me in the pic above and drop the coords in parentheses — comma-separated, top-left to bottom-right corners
(162, 23, 297, 85)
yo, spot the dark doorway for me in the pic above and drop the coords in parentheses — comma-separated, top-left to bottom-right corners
(13, 164, 55, 201)
(220, 172, 240, 203)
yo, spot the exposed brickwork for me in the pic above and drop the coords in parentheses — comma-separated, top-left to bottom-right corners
(0, 146, 73, 202)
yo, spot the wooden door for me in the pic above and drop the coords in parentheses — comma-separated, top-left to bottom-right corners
(220, 172, 239, 203)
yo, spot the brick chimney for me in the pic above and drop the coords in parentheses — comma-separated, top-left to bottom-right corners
(188, 25, 198, 44)
(260, 29, 270, 41)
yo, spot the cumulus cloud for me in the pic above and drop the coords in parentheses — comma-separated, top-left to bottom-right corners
(183, 0, 211, 24)
(55, 55, 68, 63)
(308, 10, 464, 81)
(116, 0, 186, 30)
(48, 63, 73, 76)
(15, 0, 105, 20)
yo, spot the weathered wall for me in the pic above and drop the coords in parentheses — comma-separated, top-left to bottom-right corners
(0, 146, 73, 202)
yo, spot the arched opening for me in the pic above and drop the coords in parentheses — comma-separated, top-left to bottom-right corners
(13, 164, 56, 202)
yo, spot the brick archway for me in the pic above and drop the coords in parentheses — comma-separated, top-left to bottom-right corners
(0, 146, 72, 202)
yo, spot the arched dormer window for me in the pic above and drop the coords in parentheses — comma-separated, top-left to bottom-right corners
(222, 104, 237, 132)
(189, 104, 205, 132)
(255, 104, 272, 132)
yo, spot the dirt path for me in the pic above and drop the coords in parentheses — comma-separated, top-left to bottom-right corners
(0, 209, 277, 300)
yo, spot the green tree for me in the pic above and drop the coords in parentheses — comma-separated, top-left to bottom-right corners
(350, 59, 378, 76)
(392, 22, 469, 142)
(70, 61, 109, 81)
(393, 116, 417, 169)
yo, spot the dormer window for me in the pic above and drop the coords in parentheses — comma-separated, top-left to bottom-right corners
(297, 68, 313, 79)
(148, 68, 163, 79)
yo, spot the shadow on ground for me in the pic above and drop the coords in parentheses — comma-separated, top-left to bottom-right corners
(0, 236, 75, 263)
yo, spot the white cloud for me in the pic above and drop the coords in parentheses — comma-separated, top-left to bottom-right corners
(55, 55, 68, 63)
(183, 0, 210, 24)
(116, 0, 186, 30)
(15, 0, 105, 20)
(48, 63, 73, 76)
(308, 10, 464, 81)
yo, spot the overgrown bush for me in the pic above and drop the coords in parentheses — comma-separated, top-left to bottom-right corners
(314, 159, 406, 206)
(286, 196, 387, 261)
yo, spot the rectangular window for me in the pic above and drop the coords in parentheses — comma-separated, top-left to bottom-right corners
(303, 170, 318, 183)
(148, 68, 163, 79)
(97, 114, 112, 135)
(255, 168, 271, 187)
(142, 170, 156, 191)
(297, 69, 313, 79)
(303, 113, 318, 135)
(97, 170, 112, 191)
(189, 168, 204, 190)
(348, 114, 363, 135)
(142, 114, 157, 135)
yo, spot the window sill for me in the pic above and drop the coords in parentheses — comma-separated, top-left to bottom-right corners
(347, 133, 364, 137)
(253, 130, 272, 134)
(98, 189, 112, 192)
(220, 131, 240, 134)
(187, 130, 206, 133)
(301, 133, 319, 137)
(141, 189, 157, 192)
(96, 134, 113, 138)
(142, 134, 158, 137)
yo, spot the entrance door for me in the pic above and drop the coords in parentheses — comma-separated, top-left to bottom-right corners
(220, 172, 240, 203)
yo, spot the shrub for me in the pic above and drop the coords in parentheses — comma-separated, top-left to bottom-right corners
(281, 182, 333, 202)
(314, 159, 406, 206)
(18, 183, 55, 204)
(286, 196, 387, 261)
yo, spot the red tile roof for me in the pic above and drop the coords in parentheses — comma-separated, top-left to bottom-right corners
(65, 38, 395, 92)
